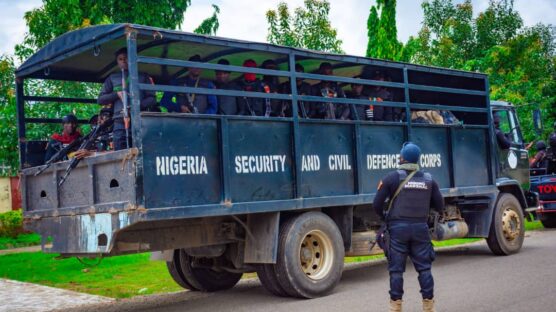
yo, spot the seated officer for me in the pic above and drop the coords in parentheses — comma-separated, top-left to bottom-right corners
(237, 59, 265, 116)
(214, 58, 240, 115)
(73, 108, 114, 159)
(161, 54, 218, 114)
(366, 70, 393, 121)
(279, 63, 312, 117)
(310, 62, 347, 119)
(260, 59, 283, 117)
(493, 113, 512, 150)
(44, 114, 82, 162)
(347, 81, 367, 120)
(97, 48, 158, 150)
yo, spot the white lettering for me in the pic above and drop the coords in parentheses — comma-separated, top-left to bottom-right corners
(234, 155, 288, 174)
(156, 156, 210, 176)
(302, 155, 321, 172)
(328, 154, 351, 171)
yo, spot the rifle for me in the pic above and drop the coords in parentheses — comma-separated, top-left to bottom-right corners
(34, 136, 85, 176)
(121, 68, 130, 149)
(58, 119, 114, 187)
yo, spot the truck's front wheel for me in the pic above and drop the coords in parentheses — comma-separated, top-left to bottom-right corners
(274, 211, 344, 298)
(486, 193, 525, 255)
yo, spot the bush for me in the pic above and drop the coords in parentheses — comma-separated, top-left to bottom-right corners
(0, 210, 24, 238)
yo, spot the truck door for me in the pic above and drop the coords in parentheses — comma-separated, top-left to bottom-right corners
(494, 108, 529, 189)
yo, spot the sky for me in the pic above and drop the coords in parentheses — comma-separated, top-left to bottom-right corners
(0, 0, 555, 61)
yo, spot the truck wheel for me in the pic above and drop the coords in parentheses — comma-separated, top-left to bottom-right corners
(178, 251, 242, 292)
(486, 193, 525, 255)
(256, 264, 289, 297)
(274, 211, 344, 298)
(540, 215, 556, 228)
(166, 249, 197, 290)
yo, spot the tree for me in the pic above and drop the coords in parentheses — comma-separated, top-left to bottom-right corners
(266, 0, 343, 53)
(403, 0, 556, 144)
(194, 5, 221, 36)
(366, 0, 402, 60)
(0, 56, 18, 176)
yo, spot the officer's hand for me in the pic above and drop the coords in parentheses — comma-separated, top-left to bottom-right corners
(180, 105, 191, 113)
(117, 91, 124, 101)
(74, 149, 93, 159)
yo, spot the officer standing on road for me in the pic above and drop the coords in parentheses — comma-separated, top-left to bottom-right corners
(372, 142, 444, 312)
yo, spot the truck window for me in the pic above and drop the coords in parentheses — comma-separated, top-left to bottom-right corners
(496, 110, 522, 145)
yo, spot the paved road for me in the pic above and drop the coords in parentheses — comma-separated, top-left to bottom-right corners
(70, 229, 556, 312)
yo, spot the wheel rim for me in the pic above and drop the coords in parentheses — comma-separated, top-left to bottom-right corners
(502, 208, 521, 241)
(299, 230, 334, 280)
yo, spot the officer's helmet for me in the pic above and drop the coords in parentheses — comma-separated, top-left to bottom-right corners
(549, 133, 556, 149)
(62, 114, 78, 124)
(536, 140, 547, 151)
(400, 142, 421, 164)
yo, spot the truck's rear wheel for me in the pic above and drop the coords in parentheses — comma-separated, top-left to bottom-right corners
(179, 251, 242, 292)
(256, 264, 289, 297)
(540, 215, 556, 228)
(486, 193, 525, 255)
(274, 211, 344, 298)
(166, 249, 197, 290)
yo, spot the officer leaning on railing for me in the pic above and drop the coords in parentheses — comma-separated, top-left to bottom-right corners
(372, 142, 445, 312)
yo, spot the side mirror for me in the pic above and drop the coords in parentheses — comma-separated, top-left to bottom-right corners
(533, 108, 543, 136)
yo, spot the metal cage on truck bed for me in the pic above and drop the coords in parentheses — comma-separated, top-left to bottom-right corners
(16, 24, 499, 256)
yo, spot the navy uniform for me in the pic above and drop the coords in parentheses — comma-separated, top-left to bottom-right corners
(279, 63, 312, 118)
(98, 48, 158, 151)
(372, 142, 444, 312)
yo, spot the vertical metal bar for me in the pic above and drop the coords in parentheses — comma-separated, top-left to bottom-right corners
(448, 127, 455, 188)
(289, 53, 302, 198)
(15, 78, 26, 168)
(88, 162, 96, 205)
(353, 123, 363, 194)
(403, 67, 412, 140)
(220, 118, 231, 202)
(484, 77, 495, 184)
(126, 29, 144, 206)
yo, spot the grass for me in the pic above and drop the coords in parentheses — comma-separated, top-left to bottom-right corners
(0, 219, 545, 298)
(0, 233, 41, 250)
(0, 252, 182, 298)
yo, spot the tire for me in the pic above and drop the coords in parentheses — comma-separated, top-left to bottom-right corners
(166, 249, 197, 291)
(178, 250, 242, 292)
(540, 215, 556, 228)
(274, 211, 344, 298)
(486, 193, 525, 255)
(256, 264, 289, 297)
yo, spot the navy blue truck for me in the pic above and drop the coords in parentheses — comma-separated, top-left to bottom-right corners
(15, 24, 537, 298)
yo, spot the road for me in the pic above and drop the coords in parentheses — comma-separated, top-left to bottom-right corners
(69, 229, 556, 312)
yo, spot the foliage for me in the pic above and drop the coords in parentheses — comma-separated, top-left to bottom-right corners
(194, 5, 221, 36)
(266, 0, 343, 53)
(15, 0, 192, 59)
(0, 210, 24, 238)
(366, 0, 403, 60)
(0, 233, 41, 250)
(0, 56, 18, 176)
(403, 0, 556, 143)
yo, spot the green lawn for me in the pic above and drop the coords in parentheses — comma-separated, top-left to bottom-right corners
(0, 252, 181, 298)
(0, 219, 544, 298)
(0, 233, 41, 250)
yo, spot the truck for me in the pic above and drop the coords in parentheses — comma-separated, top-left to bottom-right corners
(15, 24, 538, 298)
